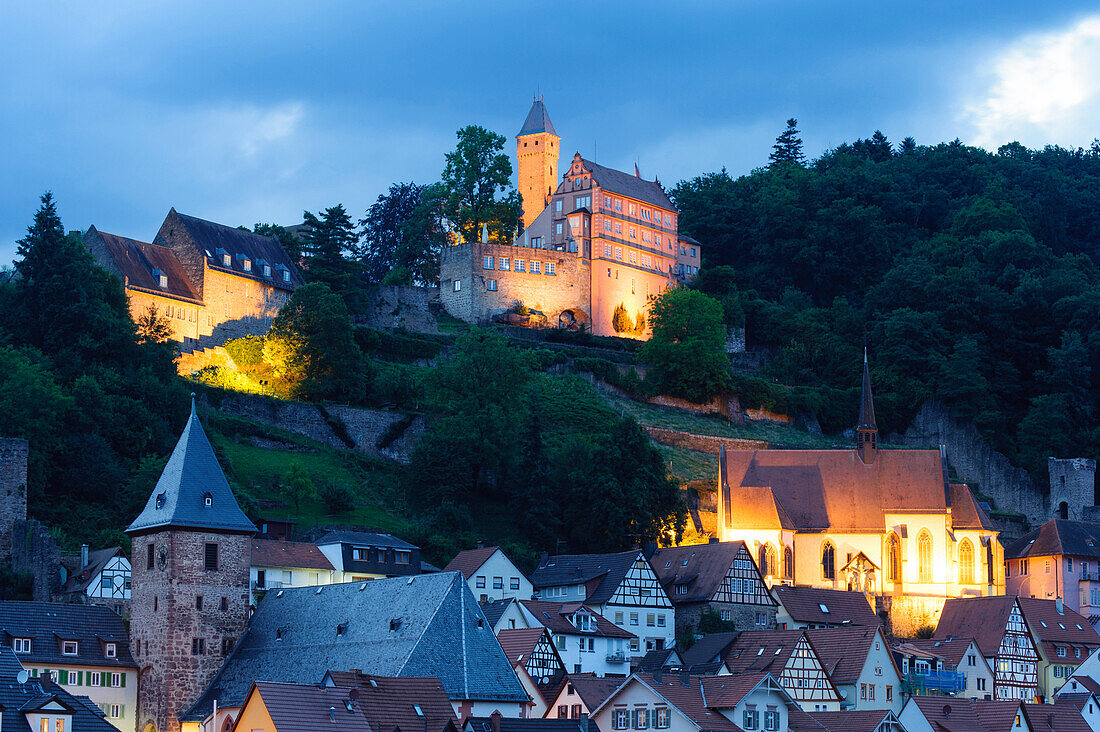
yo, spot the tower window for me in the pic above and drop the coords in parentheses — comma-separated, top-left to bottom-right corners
(147, 543, 154, 570)
(196, 595, 204, 610)
(220, 596, 228, 611)
(192, 638, 205, 655)
(204, 543, 219, 571)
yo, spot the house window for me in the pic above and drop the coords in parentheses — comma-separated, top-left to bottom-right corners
(555, 635, 566, 649)
(499, 258, 510, 271)
(493, 577, 504, 589)
(633, 708, 648, 730)
(515, 260, 526, 272)
(646, 613, 655, 627)
(222, 253, 231, 266)
(657, 615, 666, 627)
(556, 223, 563, 235)
(282, 269, 291, 282)
(89, 672, 101, 686)
(531, 237, 542, 248)
(453, 279, 461, 291)
(531, 261, 541, 274)
(1058, 646, 1067, 657)
(655, 708, 670, 728)
(111, 672, 121, 687)
(917, 530, 933, 582)
(510, 578, 520, 590)
(860, 684, 867, 700)
(476, 576, 486, 588)
(395, 551, 410, 565)
(763, 711, 779, 731)
(556, 200, 563, 212)
(546, 262, 556, 275)
(613, 711, 629, 730)
(742, 710, 758, 730)
(192, 638, 205, 655)
(959, 539, 975, 584)
(105, 642, 116, 658)
(263, 264, 272, 277)
(12, 638, 30, 654)
(483, 256, 494, 269)
(886, 685, 893, 701)
(821, 541, 836, 581)
(204, 543, 218, 571)
(62, 641, 78, 655)
(572, 704, 583, 718)
(486, 279, 498, 291)
(630, 612, 639, 626)
(720, 609, 733, 621)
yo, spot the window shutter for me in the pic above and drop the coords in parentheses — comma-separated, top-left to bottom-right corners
(59, 670, 68, 684)
(77, 671, 83, 685)
(120, 672, 126, 688)
(648, 709, 656, 728)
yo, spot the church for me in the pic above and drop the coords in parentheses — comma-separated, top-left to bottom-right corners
(716, 355, 1005, 635)
(439, 99, 702, 338)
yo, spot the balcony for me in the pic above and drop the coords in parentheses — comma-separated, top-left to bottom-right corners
(902, 670, 966, 696)
(251, 580, 285, 591)
(606, 651, 627, 664)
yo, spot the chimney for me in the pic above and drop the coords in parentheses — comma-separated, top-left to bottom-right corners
(1057, 597, 1064, 615)
(490, 710, 503, 732)
(540, 551, 549, 566)
(653, 668, 662, 683)
(329, 707, 337, 722)
(643, 542, 657, 560)
(80, 544, 89, 568)
(680, 671, 691, 687)
(579, 713, 589, 732)
(942, 705, 951, 718)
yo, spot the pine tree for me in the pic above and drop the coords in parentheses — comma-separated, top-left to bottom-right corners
(768, 118, 805, 168)
(299, 204, 360, 305)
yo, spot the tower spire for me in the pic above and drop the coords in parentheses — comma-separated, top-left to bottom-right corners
(856, 348, 878, 464)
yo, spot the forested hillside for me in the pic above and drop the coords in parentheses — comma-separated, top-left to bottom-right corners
(674, 134, 1100, 479)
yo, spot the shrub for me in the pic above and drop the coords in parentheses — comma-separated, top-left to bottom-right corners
(513, 300, 531, 316)
(224, 336, 265, 367)
(318, 482, 355, 513)
(633, 311, 646, 336)
(612, 303, 633, 333)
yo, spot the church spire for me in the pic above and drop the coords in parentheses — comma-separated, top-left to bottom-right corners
(856, 349, 878, 464)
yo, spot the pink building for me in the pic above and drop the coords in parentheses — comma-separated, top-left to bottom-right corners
(1005, 519, 1100, 616)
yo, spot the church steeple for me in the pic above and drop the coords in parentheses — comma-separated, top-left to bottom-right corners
(856, 349, 878, 464)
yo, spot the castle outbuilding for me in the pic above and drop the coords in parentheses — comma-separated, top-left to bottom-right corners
(127, 396, 256, 732)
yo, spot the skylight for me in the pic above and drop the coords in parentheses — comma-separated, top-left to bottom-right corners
(757, 647, 765, 656)
(414, 705, 424, 717)
(819, 603, 830, 613)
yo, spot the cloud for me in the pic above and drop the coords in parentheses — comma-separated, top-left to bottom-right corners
(966, 15, 1100, 150)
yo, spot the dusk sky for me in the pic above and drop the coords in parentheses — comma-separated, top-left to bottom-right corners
(4, 1, 1100, 264)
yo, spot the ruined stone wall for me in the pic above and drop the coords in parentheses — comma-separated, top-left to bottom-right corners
(130, 530, 251, 732)
(645, 428, 768, 454)
(11, 520, 61, 601)
(1049, 458, 1098, 521)
(354, 285, 441, 333)
(0, 438, 28, 564)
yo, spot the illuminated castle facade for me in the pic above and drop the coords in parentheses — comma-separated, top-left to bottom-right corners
(716, 355, 1005, 636)
(439, 99, 702, 338)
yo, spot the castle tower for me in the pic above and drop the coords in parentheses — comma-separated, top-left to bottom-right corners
(856, 349, 878, 465)
(127, 396, 255, 732)
(516, 97, 560, 230)
(0, 438, 29, 564)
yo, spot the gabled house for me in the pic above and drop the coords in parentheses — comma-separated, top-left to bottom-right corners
(181, 572, 530, 729)
(771, 586, 881, 630)
(650, 541, 776, 635)
(1050, 693, 1100, 732)
(250, 537, 334, 605)
(0, 601, 138, 731)
(723, 631, 843, 712)
(1023, 702, 1093, 731)
(323, 671, 461, 732)
(678, 632, 739, 676)
(447, 547, 533, 603)
(315, 530, 421, 581)
(1015, 597, 1100, 701)
(530, 551, 674, 652)
(497, 628, 568, 716)
(899, 697, 1031, 732)
(804, 627, 901, 713)
(519, 601, 635, 677)
(545, 674, 623, 720)
(1062, 645, 1100, 706)
(896, 637, 993, 700)
(807, 710, 907, 732)
(0, 646, 118, 732)
(934, 596, 1040, 701)
(1005, 519, 1100, 617)
(230, 682, 374, 732)
(483, 598, 532, 633)
(60, 546, 131, 614)
(464, 713, 599, 732)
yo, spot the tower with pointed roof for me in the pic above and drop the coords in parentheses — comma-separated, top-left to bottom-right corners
(516, 97, 560, 230)
(127, 396, 255, 732)
(856, 350, 878, 465)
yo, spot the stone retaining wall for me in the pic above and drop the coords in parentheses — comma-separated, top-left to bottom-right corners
(645, 427, 769, 454)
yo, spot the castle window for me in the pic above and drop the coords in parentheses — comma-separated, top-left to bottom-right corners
(483, 256, 494, 269)
(615, 247, 623, 261)
(822, 541, 836, 581)
(222, 637, 234, 654)
(531, 262, 540, 274)
(486, 280, 498, 291)
(515, 260, 525, 272)
(783, 545, 793, 578)
(605, 195, 614, 209)
(629, 251, 637, 264)
(604, 220, 612, 232)
(153, 596, 158, 612)
(204, 543, 219, 571)
(546, 262, 556, 276)
(192, 638, 205, 655)
(220, 596, 228, 611)
(629, 204, 637, 216)
(454, 279, 461, 291)
(629, 227, 636, 239)
(615, 223, 623, 234)
(499, 258, 510, 271)
(196, 595, 203, 610)
(917, 530, 933, 583)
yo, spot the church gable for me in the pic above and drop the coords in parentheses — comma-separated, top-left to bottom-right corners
(607, 555, 672, 608)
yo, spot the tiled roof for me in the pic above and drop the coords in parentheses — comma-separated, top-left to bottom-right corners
(950, 483, 997, 530)
(805, 627, 891, 685)
(562, 673, 622, 711)
(1023, 703, 1092, 732)
(575, 158, 675, 211)
(315, 531, 417, 550)
(496, 628, 548, 666)
(698, 673, 769, 707)
(901, 637, 978, 667)
(60, 547, 125, 595)
(1017, 597, 1100, 649)
(518, 100, 557, 137)
(249, 682, 373, 732)
(529, 550, 641, 605)
(679, 632, 741, 667)
(465, 718, 597, 732)
(635, 648, 681, 672)
(480, 598, 515, 628)
(251, 539, 333, 570)
(622, 673, 740, 732)
(933, 596, 1019, 657)
(907, 696, 1000, 731)
(772, 586, 880, 627)
(722, 448, 984, 532)
(126, 398, 256, 535)
(651, 542, 774, 606)
(973, 701, 1031, 732)
(0, 647, 118, 732)
(0, 601, 135, 669)
(323, 672, 458, 732)
(445, 547, 500, 579)
(1005, 519, 1100, 560)
(1063, 676, 1100, 696)
(520, 601, 634, 639)
(85, 226, 202, 303)
(182, 572, 527, 721)
(723, 629, 806, 675)
(808, 710, 900, 732)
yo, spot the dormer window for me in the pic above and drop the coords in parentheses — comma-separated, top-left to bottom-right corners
(216, 248, 231, 267)
(237, 253, 252, 272)
(258, 259, 272, 277)
(282, 269, 291, 282)
(12, 637, 30, 654)
(573, 613, 595, 632)
(62, 640, 78, 655)
(155, 492, 166, 509)
(105, 642, 116, 658)
(151, 268, 168, 288)
(203, 492, 213, 508)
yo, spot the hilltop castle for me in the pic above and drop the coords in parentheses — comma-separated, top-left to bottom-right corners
(440, 99, 702, 338)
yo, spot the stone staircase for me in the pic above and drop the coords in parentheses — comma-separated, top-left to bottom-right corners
(176, 329, 238, 375)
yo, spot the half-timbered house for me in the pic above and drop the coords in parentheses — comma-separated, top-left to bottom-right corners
(519, 600, 636, 677)
(530, 551, 675, 652)
(60, 547, 131, 614)
(650, 541, 776, 636)
(934, 597, 1040, 701)
(1015, 597, 1100, 701)
(723, 630, 843, 712)
(497, 628, 567, 716)
(804, 626, 902, 713)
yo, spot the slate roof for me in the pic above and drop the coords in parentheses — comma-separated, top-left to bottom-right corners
(678, 632, 741, 667)
(560, 673, 622, 711)
(529, 550, 641, 605)
(857, 354, 876, 431)
(808, 710, 898, 732)
(323, 672, 458, 732)
(721, 448, 992, 532)
(772, 586, 880, 627)
(445, 547, 501, 579)
(0, 601, 135, 669)
(575, 158, 675, 211)
(1005, 519, 1100, 560)
(251, 539, 333, 570)
(0, 648, 117, 732)
(518, 100, 558, 137)
(481, 598, 515, 628)
(933, 597, 1020, 657)
(465, 718, 598, 732)
(60, 547, 125, 596)
(805, 627, 893, 685)
(520, 601, 634, 639)
(651, 542, 774, 606)
(85, 226, 202, 303)
(1024, 703, 1092, 731)
(245, 682, 373, 732)
(182, 572, 526, 721)
(126, 398, 256, 535)
(160, 209, 304, 290)
(316, 531, 417, 550)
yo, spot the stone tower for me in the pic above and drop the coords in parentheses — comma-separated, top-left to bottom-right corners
(0, 438, 29, 563)
(1049, 457, 1098, 520)
(856, 350, 878, 465)
(516, 97, 560, 230)
(127, 396, 255, 732)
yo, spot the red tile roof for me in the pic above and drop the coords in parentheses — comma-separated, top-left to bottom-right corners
(87, 226, 202, 303)
(1006, 520, 1100, 560)
(901, 637, 979, 667)
(1024, 702, 1092, 731)
(251, 538, 334, 570)
(698, 673, 768, 708)
(246, 682, 373, 732)
(497, 628, 549, 666)
(323, 672, 457, 732)
(805, 627, 894, 685)
(562, 674, 622, 711)
(723, 629, 806, 675)
(907, 697, 1013, 732)
(1017, 597, 1100, 648)
(807, 710, 897, 732)
(630, 674, 740, 732)
(445, 547, 500, 579)
(652, 542, 775, 607)
(773, 586, 881, 627)
(933, 596, 1020, 656)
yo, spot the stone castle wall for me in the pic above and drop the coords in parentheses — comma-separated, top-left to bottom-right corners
(354, 285, 441, 333)
(1049, 458, 1098, 521)
(0, 438, 28, 564)
(131, 530, 251, 732)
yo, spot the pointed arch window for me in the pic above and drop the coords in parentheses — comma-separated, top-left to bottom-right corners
(885, 534, 901, 583)
(782, 546, 793, 580)
(763, 544, 778, 578)
(917, 530, 933, 583)
(822, 541, 836, 581)
(959, 539, 975, 584)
